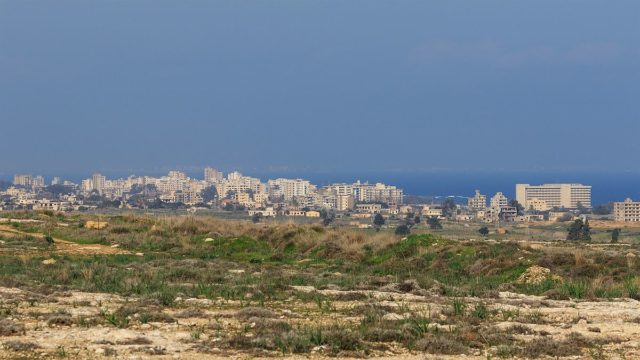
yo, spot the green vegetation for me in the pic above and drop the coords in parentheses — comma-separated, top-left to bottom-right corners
(567, 219, 591, 241)
(0, 211, 638, 358)
(394, 225, 410, 236)
(612, 228, 621, 242)
(478, 226, 489, 237)
(427, 216, 442, 230)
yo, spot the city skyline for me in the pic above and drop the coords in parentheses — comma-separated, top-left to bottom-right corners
(3, 167, 607, 223)
(4, 167, 640, 205)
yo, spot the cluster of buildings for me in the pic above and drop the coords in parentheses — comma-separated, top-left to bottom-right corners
(0, 168, 404, 214)
(5, 172, 640, 225)
(463, 183, 593, 223)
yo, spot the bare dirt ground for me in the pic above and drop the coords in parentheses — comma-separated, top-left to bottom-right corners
(589, 220, 640, 230)
(0, 225, 129, 256)
(1, 284, 639, 359)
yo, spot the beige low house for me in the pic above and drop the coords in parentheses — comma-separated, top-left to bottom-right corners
(305, 211, 321, 218)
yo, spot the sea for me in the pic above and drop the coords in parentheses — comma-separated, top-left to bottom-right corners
(248, 171, 640, 205)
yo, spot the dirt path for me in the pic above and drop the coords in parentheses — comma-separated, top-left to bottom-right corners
(0, 225, 130, 256)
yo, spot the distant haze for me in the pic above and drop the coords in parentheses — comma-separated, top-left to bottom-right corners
(1, 1, 639, 176)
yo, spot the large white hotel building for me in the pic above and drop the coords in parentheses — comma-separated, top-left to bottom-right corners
(516, 183, 592, 211)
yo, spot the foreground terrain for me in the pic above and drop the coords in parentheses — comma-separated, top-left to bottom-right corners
(0, 212, 639, 359)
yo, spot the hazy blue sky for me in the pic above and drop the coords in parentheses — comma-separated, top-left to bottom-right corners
(1, 1, 639, 177)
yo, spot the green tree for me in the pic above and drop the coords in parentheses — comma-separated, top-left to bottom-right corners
(611, 228, 621, 243)
(567, 219, 591, 241)
(593, 203, 613, 215)
(373, 214, 385, 229)
(395, 225, 411, 236)
(320, 209, 335, 226)
(509, 199, 525, 216)
(427, 216, 443, 230)
(576, 202, 590, 215)
(200, 185, 218, 203)
(405, 212, 415, 227)
(442, 198, 457, 218)
(251, 212, 263, 223)
(478, 226, 489, 237)
(580, 219, 591, 241)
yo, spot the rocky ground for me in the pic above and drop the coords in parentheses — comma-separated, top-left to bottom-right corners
(1, 283, 639, 359)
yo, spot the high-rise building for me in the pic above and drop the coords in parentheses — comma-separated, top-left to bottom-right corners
(168, 171, 187, 180)
(204, 167, 223, 183)
(32, 176, 45, 189)
(92, 173, 106, 194)
(468, 190, 487, 210)
(13, 174, 33, 188)
(267, 179, 314, 201)
(613, 199, 640, 222)
(515, 184, 591, 210)
(336, 195, 355, 211)
(51, 177, 61, 186)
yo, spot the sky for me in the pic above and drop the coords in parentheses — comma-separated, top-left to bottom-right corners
(1, 0, 639, 178)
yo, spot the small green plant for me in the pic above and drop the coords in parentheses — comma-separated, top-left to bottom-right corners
(190, 326, 204, 341)
(624, 278, 639, 300)
(139, 312, 152, 324)
(407, 313, 430, 337)
(472, 303, 489, 319)
(561, 281, 589, 299)
(100, 310, 129, 328)
(451, 298, 466, 317)
(499, 308, 519, 321)
(56, 345, 67, 358)
(44, 235, 54, 245)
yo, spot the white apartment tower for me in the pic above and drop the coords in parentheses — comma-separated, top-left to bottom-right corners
(13, 174, 33, 187)
(204, 167, 223, 183)
(515, 183, 591, 210)
(268, 178, 314, 201)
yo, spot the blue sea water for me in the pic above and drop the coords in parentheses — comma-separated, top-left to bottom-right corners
(251, 171, 640, 205)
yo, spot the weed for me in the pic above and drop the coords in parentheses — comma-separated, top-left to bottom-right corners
(472, 303, 489, 319)
(451, 298, 466, 317)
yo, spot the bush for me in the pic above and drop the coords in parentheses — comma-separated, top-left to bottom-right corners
(395, 225, 411, 236)
(0, 319, 25, 336)
(3, 340, 40, 351)
(478, 227, 489, 236)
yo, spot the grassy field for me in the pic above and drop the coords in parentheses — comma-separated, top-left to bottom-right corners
(0, 211, 639, 358)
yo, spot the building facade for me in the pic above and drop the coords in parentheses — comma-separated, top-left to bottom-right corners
(468, 190, 487, 210)
(490, 192, 509, 209)
(515, 183, 591, 210)
(614, 199, 640, 222)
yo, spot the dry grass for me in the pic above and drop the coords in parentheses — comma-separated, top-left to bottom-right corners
(0, 319, 25, 336)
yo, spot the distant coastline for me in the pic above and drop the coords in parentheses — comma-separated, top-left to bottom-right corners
(5, 170, 636, 206)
